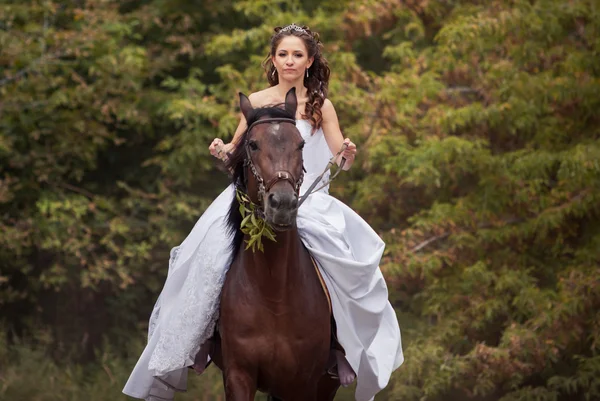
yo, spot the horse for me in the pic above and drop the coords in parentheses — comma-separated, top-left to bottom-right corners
(208, 88, 341, 401)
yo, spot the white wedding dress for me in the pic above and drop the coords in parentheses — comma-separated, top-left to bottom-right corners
(123, 119, 404, 401)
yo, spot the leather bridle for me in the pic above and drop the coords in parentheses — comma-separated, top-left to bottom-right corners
(243, 117, 304, 205)
(241, 116, 348, 210)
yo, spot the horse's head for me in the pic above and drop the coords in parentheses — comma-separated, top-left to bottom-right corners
(232, 88, 305, 231)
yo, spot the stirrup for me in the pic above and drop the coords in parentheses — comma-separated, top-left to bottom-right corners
(326, 365, 340, 380)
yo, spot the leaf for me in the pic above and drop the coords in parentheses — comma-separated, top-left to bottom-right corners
(263, 227, 276, 242)
(240, 214, 252, 228)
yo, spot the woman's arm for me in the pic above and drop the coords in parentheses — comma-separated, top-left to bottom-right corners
(209, 94, 258, 160)
(321, 99, 357, 170)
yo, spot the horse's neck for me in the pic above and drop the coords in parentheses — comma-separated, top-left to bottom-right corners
(244, 229, 306, 294)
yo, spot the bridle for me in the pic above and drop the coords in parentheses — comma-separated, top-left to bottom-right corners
(243, 117, 304, 205)
(241, 116, 348, 210)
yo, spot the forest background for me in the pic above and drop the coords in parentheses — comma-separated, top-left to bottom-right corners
(1, 0, 599, 400)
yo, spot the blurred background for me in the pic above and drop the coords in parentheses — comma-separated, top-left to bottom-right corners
(1, 0, 599, 400)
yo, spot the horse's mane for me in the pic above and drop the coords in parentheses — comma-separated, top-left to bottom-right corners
(225, 104, 296, 254)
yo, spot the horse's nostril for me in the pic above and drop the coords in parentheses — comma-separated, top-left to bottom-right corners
(268, 193, 280, 208)
(291, 196, 298, 209)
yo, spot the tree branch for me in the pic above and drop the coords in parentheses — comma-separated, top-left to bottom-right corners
(409, 217, 525, 253)
(446, 86, 480, 95)
(410, 232, 450, 253)
(58, 182, 96, 199)
(0, 51, 63, 87)
(409, 191, 591, 253)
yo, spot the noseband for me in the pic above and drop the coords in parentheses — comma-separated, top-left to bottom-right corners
(243, 117, 304, 205)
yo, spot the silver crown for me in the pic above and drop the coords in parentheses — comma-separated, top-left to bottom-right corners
(280, 23, 308, 34)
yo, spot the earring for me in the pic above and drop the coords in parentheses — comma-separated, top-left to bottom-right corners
(272, 68, 276, 77)
(306, 68, 309, 78)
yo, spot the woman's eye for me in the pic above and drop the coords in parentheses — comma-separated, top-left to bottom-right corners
(249, 141, 259, 151)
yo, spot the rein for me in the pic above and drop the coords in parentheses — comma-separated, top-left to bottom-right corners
(296, 142, 347, 208)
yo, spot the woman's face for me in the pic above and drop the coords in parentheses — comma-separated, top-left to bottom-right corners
(272, 36, 313, 82)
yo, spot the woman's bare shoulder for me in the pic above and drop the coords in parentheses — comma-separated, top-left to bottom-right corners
(321, 98, 337, 121)
(322, 98, 334, 110)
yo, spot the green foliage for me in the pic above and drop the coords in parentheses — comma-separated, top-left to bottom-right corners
(0, 329, 227, 401)
(0, 328, 359, 400)
(352, 1, 600, 400)
(236, 188, 277, 252)
(1, 0, 599, 400)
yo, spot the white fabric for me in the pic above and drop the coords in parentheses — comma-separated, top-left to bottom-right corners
(123, 119, 403, 401)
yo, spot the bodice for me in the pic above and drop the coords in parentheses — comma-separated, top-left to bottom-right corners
(296, 119, 333, 195)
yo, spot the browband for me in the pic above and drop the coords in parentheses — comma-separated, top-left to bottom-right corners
(246, 117, 296, 133)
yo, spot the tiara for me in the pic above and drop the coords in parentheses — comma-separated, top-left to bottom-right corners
(279, 23, 308, 35)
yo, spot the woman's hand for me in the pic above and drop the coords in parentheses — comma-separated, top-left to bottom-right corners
(209, 138, 224, 158)
(340, 138, 357, 170)
(209, 138, 234, 161)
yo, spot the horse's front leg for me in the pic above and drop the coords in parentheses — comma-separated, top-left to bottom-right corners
(223, 369, 257, 401)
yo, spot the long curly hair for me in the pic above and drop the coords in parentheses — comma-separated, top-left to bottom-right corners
(262, 24, 331, 133)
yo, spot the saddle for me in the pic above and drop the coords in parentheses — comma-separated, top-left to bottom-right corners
(311, 257, 346, 378)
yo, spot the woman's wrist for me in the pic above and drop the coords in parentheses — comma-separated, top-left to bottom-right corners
(223, 142, 235, 153)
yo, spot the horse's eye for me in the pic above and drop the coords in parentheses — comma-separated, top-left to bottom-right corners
(298, 141, 305, 151)
(249, 141, 259, 151)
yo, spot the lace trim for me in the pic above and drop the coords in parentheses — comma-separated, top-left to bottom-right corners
(148, 246, 181, 341)
(148, 232, 230, 375)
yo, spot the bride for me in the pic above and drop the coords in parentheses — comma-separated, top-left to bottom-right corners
(123, 23, 403, 401)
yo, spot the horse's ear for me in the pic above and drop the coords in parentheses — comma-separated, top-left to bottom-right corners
(239, 92, 253, 121)
(284, 87, 297, 118)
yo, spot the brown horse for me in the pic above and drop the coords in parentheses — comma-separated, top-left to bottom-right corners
(209, 88, 340, 401)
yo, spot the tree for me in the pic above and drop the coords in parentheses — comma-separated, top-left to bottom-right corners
(0, 0, 242, 355)
(347, 1, 600, 400)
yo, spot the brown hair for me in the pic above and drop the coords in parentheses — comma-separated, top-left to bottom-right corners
(262, 24, 331, 133)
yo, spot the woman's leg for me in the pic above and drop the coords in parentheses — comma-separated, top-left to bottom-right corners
(192, 339, 213, 374)
(332, 349, 356, 387)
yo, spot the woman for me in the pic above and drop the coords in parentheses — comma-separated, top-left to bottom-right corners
(123, 24, 403, 401)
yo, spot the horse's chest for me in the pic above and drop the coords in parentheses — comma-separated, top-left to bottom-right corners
(221, 264, 330, 335)
(264, 336, 327, 372)
(218, 259, 331, 391)
(233, 294, 327, 334)
(220, 280, 330, 349)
